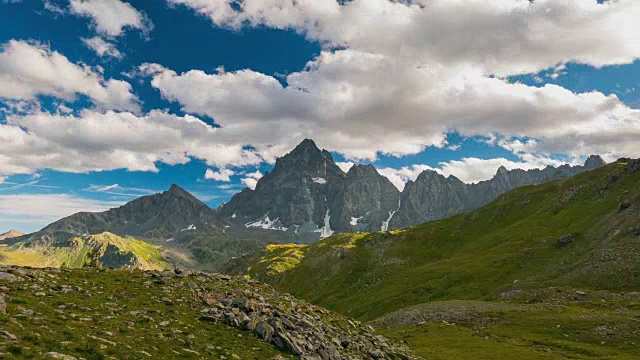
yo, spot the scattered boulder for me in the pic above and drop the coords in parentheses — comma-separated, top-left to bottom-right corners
(45, 352, 79, 360)
(0, 272, 19, 282)
(199, 278, 416, 359)
(0, 330, 18, 342)
(0, 292, 6, 314)
(556, 234, 576, 248)
(619, 201, 631, 211)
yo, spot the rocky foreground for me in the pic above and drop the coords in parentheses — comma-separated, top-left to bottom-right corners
(0, 265, 415, 359)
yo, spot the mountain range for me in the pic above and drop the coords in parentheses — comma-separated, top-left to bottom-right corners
(221, 139, 605, 237)
(1, 138, 606, 268)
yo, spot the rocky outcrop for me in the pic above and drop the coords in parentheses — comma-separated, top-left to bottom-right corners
(198, 273, 416, 359)
(391, 171, 470, 229)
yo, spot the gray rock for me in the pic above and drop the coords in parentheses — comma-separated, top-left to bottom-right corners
(201, 277, 416, 359)
(556, 234, 576, 248)
(256, 321, 275, 342)
(0, 330, 18, 342)
(0, 272, 19, 282)
(0, 293, 6, 315)
(619, 201, 631, 211)
(45, 352, 79, 360)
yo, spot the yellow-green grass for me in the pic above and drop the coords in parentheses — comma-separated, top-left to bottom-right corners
(0, 232, 169, 270)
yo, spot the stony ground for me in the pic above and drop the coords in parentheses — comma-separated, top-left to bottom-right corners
(377, 292, 640, 360)
(0, 265, 416, 359)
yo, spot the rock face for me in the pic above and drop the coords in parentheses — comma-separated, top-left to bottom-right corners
(332, 165, 400, 233)
(223, 139, 606, 237)
(222, 140, 402, 238)
(389, 156, 607, 229)
(30, 184, 222, 246)
(221, 139, 345, 240)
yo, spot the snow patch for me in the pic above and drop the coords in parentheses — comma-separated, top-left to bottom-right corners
(181, 224, 196, 232)
(312, 177, 327, 184)
(231, 212, 237, 219)
(245, 214, 288, 231)
(166, 238, 174, 242)
(381, 199, 401, 231)
(316, 209, 334, 238)
(350, 216, 362, 226)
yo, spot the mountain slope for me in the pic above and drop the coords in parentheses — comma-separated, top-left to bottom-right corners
(0, 232, 168, 270)
(235, 158, 640, 321)
(0, 266, 415, 359)
(7, 184, 297, 271)
(36, 184, 219, 242)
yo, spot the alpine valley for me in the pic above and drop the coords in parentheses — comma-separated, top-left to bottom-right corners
(2, 139, 639, 360)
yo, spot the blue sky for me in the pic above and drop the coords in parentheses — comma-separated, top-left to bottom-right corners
(0, 0, 639, 232)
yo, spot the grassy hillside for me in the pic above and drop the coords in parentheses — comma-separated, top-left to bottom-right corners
(0, 232, 169, 271)
(0, 266, 414, 359)
(235, 159, 640, 359)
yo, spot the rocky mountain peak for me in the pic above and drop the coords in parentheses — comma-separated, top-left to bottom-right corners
(346, 164, 378, 177)
(415, 169, 445, 183)
(0, 229, 24, 241)
(168, 183, 186, 193)
(31, 184, 219, 245)
(272, 139, 344, 181)
(496, 165, 509, 175)
(279, 138, 323, 163)
(164, 184, 204, 204)
(584, 155, 607, 169)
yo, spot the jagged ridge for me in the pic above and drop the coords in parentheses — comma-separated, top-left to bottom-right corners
(222, 139, 606, 237)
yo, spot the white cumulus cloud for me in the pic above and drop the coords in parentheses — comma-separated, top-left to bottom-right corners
(0, 40, 138, 111)
(70, 0, 151, 37)
(241, 170, 263, 190)
(81, 36, 122, 58)
(204, 168, 235, 182)
(0, 109, 265, 178)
